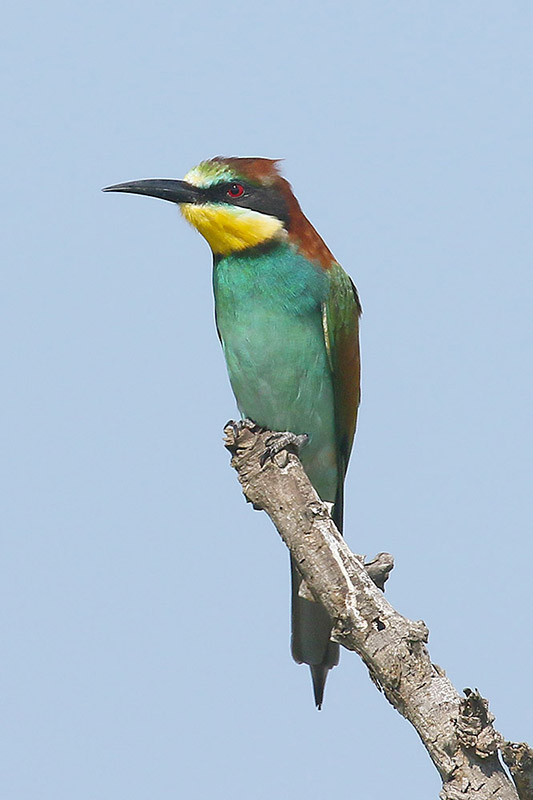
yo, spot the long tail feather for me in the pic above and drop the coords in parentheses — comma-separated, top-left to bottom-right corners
(290, 558, 340, 708)
(290, 487, 344, 708)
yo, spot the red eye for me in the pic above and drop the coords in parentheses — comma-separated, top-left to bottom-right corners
(227, 183, 245, 198)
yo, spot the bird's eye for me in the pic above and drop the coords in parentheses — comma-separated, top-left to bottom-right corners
(227, 183, 245, 198)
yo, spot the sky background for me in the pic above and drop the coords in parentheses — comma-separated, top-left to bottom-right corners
(3, 2, 532, 798)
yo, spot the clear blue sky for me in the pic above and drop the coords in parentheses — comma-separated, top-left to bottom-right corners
(3, 2, 532, 798)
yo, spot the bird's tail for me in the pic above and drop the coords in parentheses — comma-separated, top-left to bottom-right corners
(290, 557, 339, 709)
(290, 485, 344, 708)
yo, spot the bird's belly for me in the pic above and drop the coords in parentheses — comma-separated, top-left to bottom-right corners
(220, 309, 338, 501)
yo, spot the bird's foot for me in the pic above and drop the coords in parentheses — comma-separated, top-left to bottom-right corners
(225, 418, 262, 438)
(259, 431, 309, 467)
(224, 418, 264, 452)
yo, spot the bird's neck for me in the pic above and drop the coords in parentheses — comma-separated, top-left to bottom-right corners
(181, 203, 285, 255)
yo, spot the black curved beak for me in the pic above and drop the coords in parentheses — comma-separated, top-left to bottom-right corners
(102, 179, 200, 204)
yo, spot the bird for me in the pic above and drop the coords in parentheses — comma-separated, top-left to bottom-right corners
(103, 157, 361, 708)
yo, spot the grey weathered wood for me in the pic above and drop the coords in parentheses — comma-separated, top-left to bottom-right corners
(224, 422, 529, 800)
(502, 742, 533, 800)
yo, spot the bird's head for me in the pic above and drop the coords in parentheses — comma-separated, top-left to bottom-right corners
(103, 157, 334, 266)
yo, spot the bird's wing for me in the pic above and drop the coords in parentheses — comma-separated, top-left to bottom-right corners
(322, 263, 361, 522)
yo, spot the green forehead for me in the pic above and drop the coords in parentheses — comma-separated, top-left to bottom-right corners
(184, 160, 237, 187)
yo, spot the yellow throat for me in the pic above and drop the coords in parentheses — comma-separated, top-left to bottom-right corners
(180, 203, 284, 255)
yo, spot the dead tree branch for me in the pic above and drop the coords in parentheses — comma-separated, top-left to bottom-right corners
(224, 421, 531, 800)
(501, 743, 533, 800)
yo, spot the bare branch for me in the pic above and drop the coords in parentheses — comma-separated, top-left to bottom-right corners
(224, 422, 528, 800)
(363, 552, 394, 590)
(501, 742, 533, 800)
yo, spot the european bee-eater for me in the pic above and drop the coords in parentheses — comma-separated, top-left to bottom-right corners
(103, 157, 361, 708)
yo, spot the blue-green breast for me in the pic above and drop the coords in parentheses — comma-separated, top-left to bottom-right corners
(213, 241, 339, 501)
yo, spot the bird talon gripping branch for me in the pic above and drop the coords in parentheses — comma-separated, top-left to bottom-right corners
(225, 418, 260, 444)
(227, 418, 258, 434)
(260, 432, 310, 467)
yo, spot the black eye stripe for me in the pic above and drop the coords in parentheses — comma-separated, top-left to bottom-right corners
(200, 182, 290, 225)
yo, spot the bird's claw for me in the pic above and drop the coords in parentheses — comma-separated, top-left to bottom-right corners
(225, 418, 261, 438)
(259, 431, 309, 467)
(224, 418, 265, 452)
